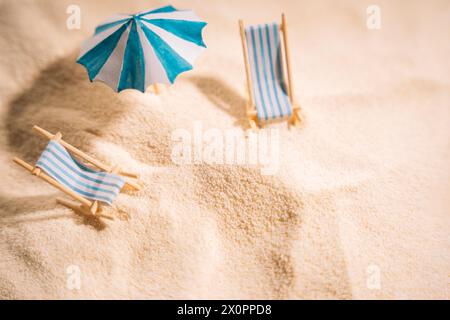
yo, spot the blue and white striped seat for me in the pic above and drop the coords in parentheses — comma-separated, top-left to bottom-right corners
(36, 140, 125, 205)
(245, 23, 292, 122)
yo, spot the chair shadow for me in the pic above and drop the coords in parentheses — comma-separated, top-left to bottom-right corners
(0, 193, 106, 231)
(188, 75, 248, 128)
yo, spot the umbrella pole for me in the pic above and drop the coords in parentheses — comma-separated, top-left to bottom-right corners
(153, 84, 159, 94)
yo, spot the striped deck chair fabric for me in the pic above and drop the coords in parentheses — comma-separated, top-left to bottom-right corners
(245, 23, 292, 122)
(36, 140, 125, 205)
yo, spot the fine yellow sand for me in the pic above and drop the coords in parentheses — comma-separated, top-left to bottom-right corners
(0, 0, 449, 299)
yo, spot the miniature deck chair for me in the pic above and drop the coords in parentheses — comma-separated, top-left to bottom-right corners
(13, 126, 142, 220)
(239, 14, 303, 129)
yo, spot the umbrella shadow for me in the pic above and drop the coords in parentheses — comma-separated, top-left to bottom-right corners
(5, 51, 131, 162)
(6, 50, 175, 168)
(188, 75, 248, 127)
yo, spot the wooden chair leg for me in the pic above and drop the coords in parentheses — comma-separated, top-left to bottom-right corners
(57, 197, 114, 220)
(248, 117, 258, 130)
(89, 200, 99, 215)
(288, 107, 303, 127)
(294, 107, 303, 125)
(246, 107, 259, 130)
(57, 197, 82, 212)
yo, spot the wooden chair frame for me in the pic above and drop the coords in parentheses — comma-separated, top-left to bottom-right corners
(239, 14, 303, 129)
(13, 125, 142, 220)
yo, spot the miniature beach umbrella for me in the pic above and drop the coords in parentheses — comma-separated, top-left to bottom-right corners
(77, 5, 207, 92)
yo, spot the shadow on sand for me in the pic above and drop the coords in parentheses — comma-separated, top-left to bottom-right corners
(0, 193, 107, 230)
(5, 52, 131, 162)
(188, 75, 248, 127)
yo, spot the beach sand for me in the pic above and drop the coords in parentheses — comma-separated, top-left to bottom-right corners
(0, 0, 449, 299)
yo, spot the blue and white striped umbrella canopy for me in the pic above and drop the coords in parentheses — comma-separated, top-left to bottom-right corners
(77, 5, 207, 92)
